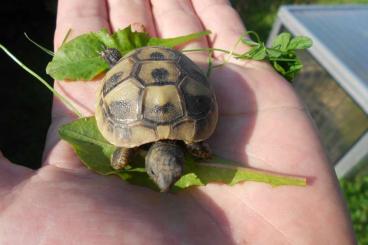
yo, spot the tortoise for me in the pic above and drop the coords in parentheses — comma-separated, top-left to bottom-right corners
(96, 46, 218, 192)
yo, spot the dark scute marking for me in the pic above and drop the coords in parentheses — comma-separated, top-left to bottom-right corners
(103, 72, 124, 95)
(179, 56, 207, 84)
(144, 103, 182, 123)
(153, 103, 175, 114)
(150, 52, 165, 60)
(109, 100, 132, 120)
(151, 68, 169, 83)
(190, 70, 208, 87)
(195, 118, 211, 139)
(186, 95, 212, 117)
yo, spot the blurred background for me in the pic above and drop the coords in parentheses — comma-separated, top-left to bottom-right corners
(0, 0, 367, 243)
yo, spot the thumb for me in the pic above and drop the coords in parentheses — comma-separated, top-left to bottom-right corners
(0, 150, 33, 195)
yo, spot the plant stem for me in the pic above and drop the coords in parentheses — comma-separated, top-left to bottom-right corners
(245, 31, 261, 43)
(182, 47, 242, 57)
(24, 33, 54, 56)
(269, 58, 297, 62)
(0, 44, 83, 118)
(206, 51, 213, 78)
(61, 28, 72, 46)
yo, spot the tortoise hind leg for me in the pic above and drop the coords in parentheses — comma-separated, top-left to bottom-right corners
(111, 147, 132, 170)
(186, 142, 212, 159)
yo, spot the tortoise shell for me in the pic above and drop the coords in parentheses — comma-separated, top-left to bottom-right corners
(95, 46, 218, 148)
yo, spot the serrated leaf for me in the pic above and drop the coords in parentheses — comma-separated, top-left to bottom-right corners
(58, 117, 116, 173)
(288, 36, 313, 50)
(271, 32, 291, 52)
(112, 28, 150, 53)
(59, 117, 307, 192)
(47, 26, 210, 81)
(46, 33, 110, 80)
(148, 30, 210, 48)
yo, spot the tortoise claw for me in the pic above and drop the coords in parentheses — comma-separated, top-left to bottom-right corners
(186, 142, 212, 159)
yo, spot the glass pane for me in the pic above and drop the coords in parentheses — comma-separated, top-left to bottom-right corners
(293, 50, 368, 165)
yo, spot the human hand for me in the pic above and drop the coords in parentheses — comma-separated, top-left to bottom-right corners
(0, 0, 356, 244)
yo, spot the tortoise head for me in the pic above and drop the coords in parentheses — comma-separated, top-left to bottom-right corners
(145, 141, 184, 192)
(100, 48, 122, 67)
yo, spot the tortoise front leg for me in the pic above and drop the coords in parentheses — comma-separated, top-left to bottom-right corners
(186, 142, 212, 159)
(111, 147, 133, 170)
(100, 48, 122, 67)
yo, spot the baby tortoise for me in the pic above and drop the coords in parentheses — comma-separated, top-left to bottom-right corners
(96, 46, 218, 191)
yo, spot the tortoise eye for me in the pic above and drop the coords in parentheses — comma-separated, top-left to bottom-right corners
(149, 169, 156, 176)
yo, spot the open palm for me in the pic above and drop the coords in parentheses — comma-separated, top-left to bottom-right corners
(0, 1, 355, 244)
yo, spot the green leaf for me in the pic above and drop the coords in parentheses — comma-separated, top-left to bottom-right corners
(111, 28, 150, 53)
(59, 117, 307, 192)
(288, 36, 313, 50)
(266, 48, 283, 58)
(59, 117, 116, 173)
(248, 44, 267, 60)
(148, 30, 210, 48)
(173, 156, 306, 191)
(46, 32, 110, 80)
(273, 61, 286, 75)
(287, 62, 303, 74)
(271, 32, 291, 52)
(46, 26, 210, 81)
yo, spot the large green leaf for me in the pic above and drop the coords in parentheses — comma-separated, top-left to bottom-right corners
(59, 117, 307, 192)
(46, 33, 110, 81)
(46, 26, 209, 81)
(58, 117, 116, 173)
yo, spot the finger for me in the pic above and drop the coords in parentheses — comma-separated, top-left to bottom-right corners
(52, 0, 111, 120)
(52, 0, 110, 120)
(108, 0, 157, 36)
(54, 0, 110, 49)
(150, 0, 208, 50)
(191, 0, 250, 60)
(43, 82, 100, 167)
(0, 150, 33, 195)
(44, 0, 110, 168)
